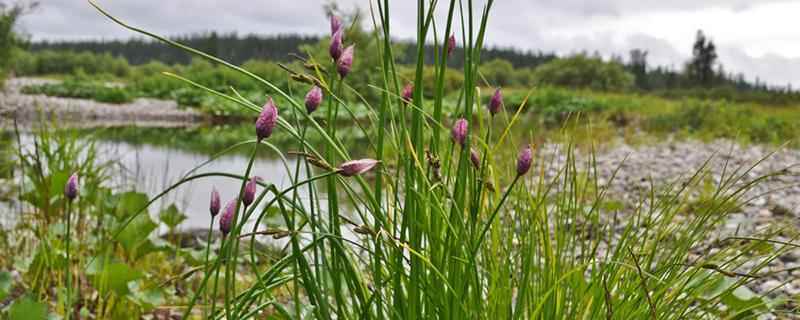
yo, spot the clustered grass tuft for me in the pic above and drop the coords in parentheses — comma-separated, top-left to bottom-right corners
(16, 0, 794, 319)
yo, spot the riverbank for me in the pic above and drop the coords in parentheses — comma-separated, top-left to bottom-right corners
(542, 139, 800, 301)
(0, 77, 204, 127)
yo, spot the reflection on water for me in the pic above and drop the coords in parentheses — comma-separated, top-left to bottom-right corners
(17, 132, 308, 230)
(106, 140, 308, 230)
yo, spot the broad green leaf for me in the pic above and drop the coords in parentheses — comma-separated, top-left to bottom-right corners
(178, 247, 213, 266)
(93, 262, 142, 296)
(95, 187, 118, 217)
(0, 271, 12, 301)
(49, 171, 70, 201)
(9, 296, 48, 320)
(116, 191, 149, 220)
(159, 204, 187, 229)
(132, 238, 171, 260)
(260, 206, 283, 228)
(128, 282, 165, 311)
(722, 285, 768, 318)
(85, 256, 109, 275)
(117, 214, 157, 257)
(700, 273, 769, 318)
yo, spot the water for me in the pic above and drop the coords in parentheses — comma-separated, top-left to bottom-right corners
(106, 140, 309, 230)
(15, 131, 308, 231)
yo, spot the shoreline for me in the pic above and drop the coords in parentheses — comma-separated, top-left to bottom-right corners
(0, 77, 205, 127)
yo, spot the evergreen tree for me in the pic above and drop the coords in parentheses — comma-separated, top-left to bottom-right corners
(688, 30, 718, 87)
(628, 49, 648, 89)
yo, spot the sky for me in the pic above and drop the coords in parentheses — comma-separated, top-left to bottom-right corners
(16, 0, 800, 87)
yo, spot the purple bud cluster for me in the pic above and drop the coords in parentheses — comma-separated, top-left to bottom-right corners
(329, 15, 355, 78)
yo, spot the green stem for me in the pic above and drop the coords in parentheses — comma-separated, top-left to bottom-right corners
(471, 174, 520, 257)
(210, 242, 223, 319)
(181, 217, 216, 319)
(224, 144, 258, 319)
(65, 200, 72, 320)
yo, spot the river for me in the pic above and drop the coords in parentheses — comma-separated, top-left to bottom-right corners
(9, 129, 311, 232)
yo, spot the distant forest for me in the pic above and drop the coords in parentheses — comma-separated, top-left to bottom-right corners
(26, 32, 798, 102)
(28, 32, 557, 68)
(28, 33, 320, 66)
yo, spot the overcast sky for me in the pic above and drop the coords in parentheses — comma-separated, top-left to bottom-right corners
(17, 0, 800, 86)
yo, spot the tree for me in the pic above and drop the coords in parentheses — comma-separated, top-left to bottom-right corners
(687, 30, 718, 87)
(629, 49, 648, 89)
(479, 58, 514, 87)
(532, 54, 634, 91)
(0, 1, 36, 85)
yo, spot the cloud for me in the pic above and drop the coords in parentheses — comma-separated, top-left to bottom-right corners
(720, 48, 800, 86)
(14, 0, 800, 86)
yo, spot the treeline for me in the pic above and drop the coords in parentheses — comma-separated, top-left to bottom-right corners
(28, 32, 558, 69)
(19, 31, 800, 106)
(621, 30, 799, 105)
(29, 33, 320, 65)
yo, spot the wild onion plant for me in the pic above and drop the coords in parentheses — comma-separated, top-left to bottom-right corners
(63, 172, 78, 320)
(78, 0, 796, 319)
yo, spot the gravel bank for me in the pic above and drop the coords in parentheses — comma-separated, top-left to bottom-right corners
(540, 139, 800, 307)
(0, 77, 204, 126)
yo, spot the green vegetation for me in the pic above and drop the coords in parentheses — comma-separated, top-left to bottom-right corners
(21, 76, 133, 104)
(531, 54, 634, 91)
(0, 2, 27, 86)
(14, 49, 131, 78)
(17, 24, 800, 106)
(72, 85, 800, 157)
(2, 1, 798, 319)
(1, 125, 262, 319)
(8, 25, 800, 152)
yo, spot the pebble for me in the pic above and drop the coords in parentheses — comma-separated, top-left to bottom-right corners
(538, 138, 800, 304)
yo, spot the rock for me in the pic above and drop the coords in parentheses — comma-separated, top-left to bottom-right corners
(760, 279, 784, 293)
(779, 250, 800, 264)
(757, 208, 772, 218)
(770, 204, 793, 217)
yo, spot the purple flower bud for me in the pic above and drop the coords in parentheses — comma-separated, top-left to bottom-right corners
(243, 176, 260, 206)
(447, 34, 456, 57)
(329, 29, 344, 61)
(516, 144, 533, 176)
(219, 199, 236, 236)
(337, 45, 355, 78)
(305, 86, 323, 114)
(337, 159, 380, 177)
(470, 148, 480, 169)
(255, 97, 278, 141)
(451, 118, 468, 147)
(401, 83, 413, 104)
(210, 187, 221, 217)
(64, 173, 78, 201)
(330, 15, 342, 36)
(488, 88, 503, 116)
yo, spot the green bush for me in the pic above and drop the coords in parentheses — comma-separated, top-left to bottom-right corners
(533, 54, 634, 91)
(13, 50, 131, 77)
(654, 86, 800, 107)
(479, 58, 514, 87)
(398, 65, 464, 97)
(645, 100, 800, 144)
(21, 78, 134, 104)
(508, 87, 610, 125)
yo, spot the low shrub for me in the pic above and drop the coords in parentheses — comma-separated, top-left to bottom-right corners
(21, 78, 134, 104)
